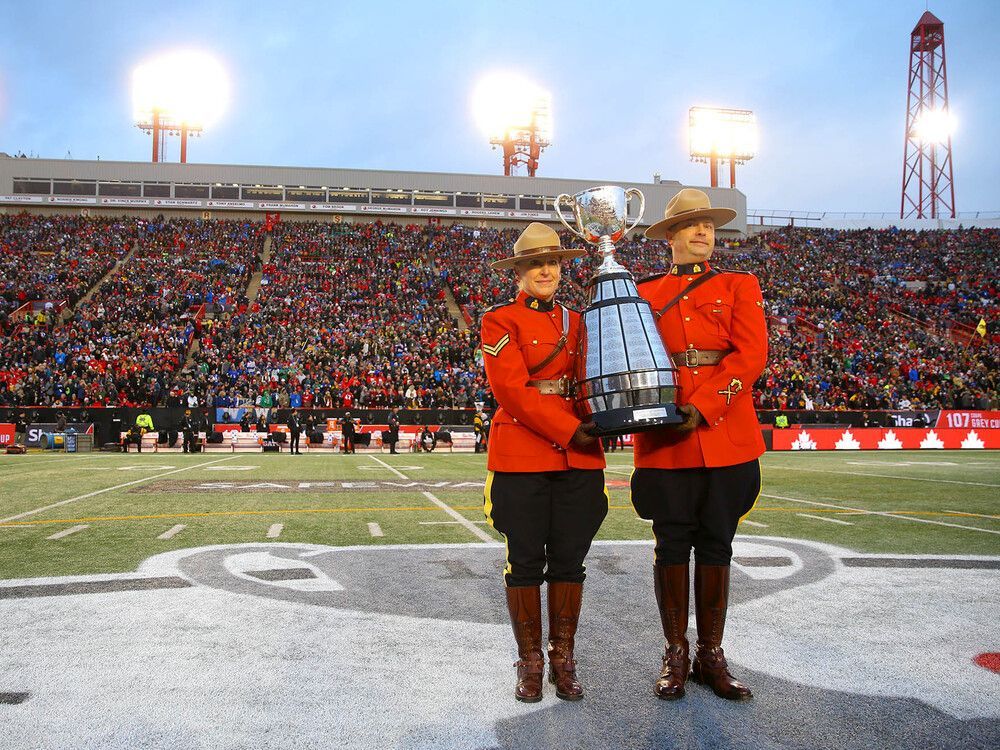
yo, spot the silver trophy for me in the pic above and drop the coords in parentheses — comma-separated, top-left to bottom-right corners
(556, 185, 682, 436)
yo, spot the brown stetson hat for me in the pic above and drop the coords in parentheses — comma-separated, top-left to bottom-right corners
(644, 188, 737, 240)
(491, 222, 586, 271)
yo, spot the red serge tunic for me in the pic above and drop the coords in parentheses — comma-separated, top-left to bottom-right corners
(481, 291, 606, 473)
(634, 262, 768, 469)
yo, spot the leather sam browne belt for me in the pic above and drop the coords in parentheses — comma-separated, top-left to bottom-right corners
(671, 348, 733, 368)
(526, 376, 571, 396)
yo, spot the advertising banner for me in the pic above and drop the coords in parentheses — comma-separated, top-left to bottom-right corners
(25, 422, 95, 448)
(936, 410, 1000, 429)
(772, 427, 999, 451)
(0, 423, 15, 446)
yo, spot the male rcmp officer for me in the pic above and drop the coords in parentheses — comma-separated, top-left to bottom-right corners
(632, 189, 768, 702)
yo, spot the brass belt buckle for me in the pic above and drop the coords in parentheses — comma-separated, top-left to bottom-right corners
(683, 349, 699, 367)
(562, 375, 575, 398)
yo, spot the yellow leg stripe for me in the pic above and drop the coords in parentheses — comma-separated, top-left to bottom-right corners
(483, 470, 512, 580)
(738, 461, 764, 525)
(483, 470, 496, 528)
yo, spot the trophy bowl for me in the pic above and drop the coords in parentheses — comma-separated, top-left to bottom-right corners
(556, 185, 683, 436)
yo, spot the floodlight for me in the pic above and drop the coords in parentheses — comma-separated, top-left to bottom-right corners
(911, 107, 956, 145)
(689, 107, 757, 161)
(688, 106, 757, 188)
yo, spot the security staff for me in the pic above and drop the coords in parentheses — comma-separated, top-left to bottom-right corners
(341, 412, 357, 454)
(386, 409, 400, 454)
(288, 410, 302, 455)
(473, 406, 491, 454)
(180, 409, 197, 453)
(633, 189, 768, 702)
(134, 412, 154, 452)
(481, 222, 606, 703)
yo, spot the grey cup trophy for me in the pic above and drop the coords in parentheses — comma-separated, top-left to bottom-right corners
(555, 185, 682, 436)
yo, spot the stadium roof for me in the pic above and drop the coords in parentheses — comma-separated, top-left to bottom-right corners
(0, 155, 747, 234)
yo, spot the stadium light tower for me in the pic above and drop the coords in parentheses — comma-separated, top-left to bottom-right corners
(472, 73, 552, 176)
(132, 51, 230, 163)
(901, 10, 956, 219)
(688, 107, 757, 188)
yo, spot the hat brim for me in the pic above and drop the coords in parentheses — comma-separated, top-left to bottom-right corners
(490, 246, 588, 271)
(644, 207, 737, 240)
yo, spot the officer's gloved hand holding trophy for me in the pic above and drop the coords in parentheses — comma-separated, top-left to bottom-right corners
(556, 185, 683, 435)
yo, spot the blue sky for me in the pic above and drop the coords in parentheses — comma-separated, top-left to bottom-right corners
(1, 0, 997, 211)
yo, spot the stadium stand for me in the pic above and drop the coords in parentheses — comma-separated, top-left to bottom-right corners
(0, 214, 996, 412)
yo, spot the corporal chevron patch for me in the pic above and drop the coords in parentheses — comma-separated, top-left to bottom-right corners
(482, 333, 510, 357)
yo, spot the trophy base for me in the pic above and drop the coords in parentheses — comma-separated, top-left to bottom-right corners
(589, 404, 684, 438)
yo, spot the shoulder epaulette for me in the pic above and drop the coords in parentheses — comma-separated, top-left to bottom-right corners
(636, 272, 667, 285)
(484, 299, 516, 314)
(716, 268, 754, 275)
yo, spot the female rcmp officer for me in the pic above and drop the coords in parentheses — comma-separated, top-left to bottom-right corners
(480, 222, 607, 703)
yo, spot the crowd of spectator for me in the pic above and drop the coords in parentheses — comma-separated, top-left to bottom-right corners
(0, 214, 135, 329)
(178, 221, 488, 411)
(0, 213, 996, 412)
(433, 223, 998, 411)
(0, 216, 263, 408)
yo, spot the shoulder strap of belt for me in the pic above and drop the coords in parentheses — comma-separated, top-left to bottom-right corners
(654, 269, 720, 320)
(527, 305, 571, 376)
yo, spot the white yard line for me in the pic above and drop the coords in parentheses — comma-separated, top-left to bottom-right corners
(367, 522, 385, 537)
(419, 491, 495, 542)
(156, 524, 186, 540)
(762, 493, 1000, 536)
(419, 520, 488, 526)
(368, 455, 494, 542)
(796, 513, 854, 526)
(776, 464, 999, 488)
(46, 524, 89, 540)
(0, 454, 116, 476)
(740, 519, 769, 528)
(366, 455, 409, 479)
(266, 524, 284, 539)
(0, 455, 243, 524)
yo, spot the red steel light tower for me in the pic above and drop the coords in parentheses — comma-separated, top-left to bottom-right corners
(490, 102, 551, 177)
(132, 51, 228, 164)
(473, 74, 552, 177)
(901, 10, 956, 219)
(688, 107, 757, 188)
(136, 110, 202, 163)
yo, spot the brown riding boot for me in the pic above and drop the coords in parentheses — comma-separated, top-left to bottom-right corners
(547, 581, 584, 701)
(690, 563, 753, 701)
(653, 563, 690, 700)
(506, 586, 544, 702)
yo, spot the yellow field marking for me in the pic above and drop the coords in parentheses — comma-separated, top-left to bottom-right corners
(0, 505, 484, 527)
(762, 492, 1000, 536)
(2, 503, 989, 529)
(367, 455, 495, 542)
(0, 455, 243, 524)
(775, 465, 1000, 488)
(604, 504, 985, 518)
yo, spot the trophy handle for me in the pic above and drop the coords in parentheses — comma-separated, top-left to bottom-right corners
(554, 194, 586, 240)
(624, 188, 645, 235)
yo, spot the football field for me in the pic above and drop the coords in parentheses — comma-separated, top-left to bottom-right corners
(1, 450, 998, 750)
(1, 450, 997, 579)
